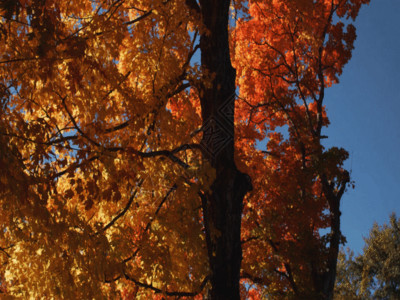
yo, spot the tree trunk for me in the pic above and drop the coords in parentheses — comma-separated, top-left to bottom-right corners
(198, 0, 252, 299)
(315, 172, 349, 300)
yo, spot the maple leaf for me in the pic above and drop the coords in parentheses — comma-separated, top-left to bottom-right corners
(0, 0, 369, 298)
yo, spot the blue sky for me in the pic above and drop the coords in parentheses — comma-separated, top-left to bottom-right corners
(324, 0, 400, 254)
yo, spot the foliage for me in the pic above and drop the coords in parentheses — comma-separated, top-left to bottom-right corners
(334, 213, 400, 300)
(334, 248, 366, 299)
(0, 0, 368, 298)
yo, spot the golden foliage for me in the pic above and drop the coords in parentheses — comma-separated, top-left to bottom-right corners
(0, 0, 368, 297)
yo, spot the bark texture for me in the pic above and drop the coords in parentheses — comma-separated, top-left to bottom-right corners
(197, 0, 252, 299)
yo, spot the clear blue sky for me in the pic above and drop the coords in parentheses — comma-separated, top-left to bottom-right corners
(324, 0, 400, 254)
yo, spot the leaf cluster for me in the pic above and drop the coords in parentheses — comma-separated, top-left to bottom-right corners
(334, 213, 400, 300)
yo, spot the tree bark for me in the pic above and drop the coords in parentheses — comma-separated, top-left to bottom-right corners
(315, 172, 349, 300)
(198, 0, 252, 299)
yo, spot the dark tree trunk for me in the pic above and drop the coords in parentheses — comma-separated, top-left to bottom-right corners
(197, 0, 252, 299)
(315, 172, 349, 300)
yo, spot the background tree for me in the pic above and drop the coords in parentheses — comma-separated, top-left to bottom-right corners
(334, 213, 400, 300)
(0, 0, 368, 298)
(334, 248, 367, 299)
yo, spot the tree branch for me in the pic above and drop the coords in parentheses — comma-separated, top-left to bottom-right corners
(123, 10, 153, 25)
(122, 184, 177, 264)
(123, 272, 210, 297)
(0, 246, 11, 258)
(95, 179, 144, 235)
(185, 0, 201, 14)
(108, 143, 202, 169)
(51, 155, 99, 179)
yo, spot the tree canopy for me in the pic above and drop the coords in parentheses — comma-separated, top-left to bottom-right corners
(0, 0, 369, 298)
(335, 213, 400, 300)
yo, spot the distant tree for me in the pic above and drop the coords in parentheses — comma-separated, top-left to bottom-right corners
(334, 248, 367, 299)
(334, 213, 400, 300)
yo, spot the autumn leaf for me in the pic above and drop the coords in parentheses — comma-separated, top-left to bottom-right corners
(0, 0, 369, 298)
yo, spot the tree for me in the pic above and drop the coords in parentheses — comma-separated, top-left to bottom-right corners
(334, 248, 366, 299)
(0, 0, 368, 298)
(334, 213, 400, 300)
